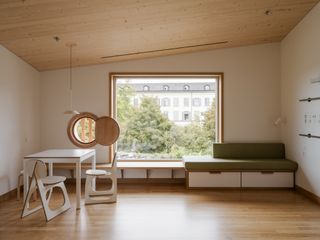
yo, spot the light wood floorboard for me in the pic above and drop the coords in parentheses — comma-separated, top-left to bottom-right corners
(1, 183, 320, 240)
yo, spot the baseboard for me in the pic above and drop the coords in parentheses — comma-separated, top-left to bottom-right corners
(0, 188, 17, 203)
(295, 185, 320, 204)
(187, 187, 294, 190)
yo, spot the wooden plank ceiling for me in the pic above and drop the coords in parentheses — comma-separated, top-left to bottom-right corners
(0, 0, 319, 71)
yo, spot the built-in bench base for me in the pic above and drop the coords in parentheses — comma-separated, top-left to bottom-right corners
(187, 171, 295, 189)
(184, 145, 298, 190)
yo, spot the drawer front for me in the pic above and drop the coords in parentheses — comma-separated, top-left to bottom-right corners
(242, 172, 294, 188)
(189, 172, 241, 188)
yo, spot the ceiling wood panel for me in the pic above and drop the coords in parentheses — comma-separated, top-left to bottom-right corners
(0, 0, 318, 71)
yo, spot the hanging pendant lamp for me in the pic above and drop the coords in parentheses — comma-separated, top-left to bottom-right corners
(64, 43, 79, 115)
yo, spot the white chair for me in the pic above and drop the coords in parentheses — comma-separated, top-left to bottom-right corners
(85, 153, 117, 204)
(17, 170, 24, 201)
(21, 159, 71, 222)
(17, 170, 37, 201)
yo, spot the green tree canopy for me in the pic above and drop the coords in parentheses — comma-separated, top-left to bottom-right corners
(116, 85, 135, 123)
(124, 97, 174, 153)
(203, 101, 216, 142)
(116, 85, 136, 151)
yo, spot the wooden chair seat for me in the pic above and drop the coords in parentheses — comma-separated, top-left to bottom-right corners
(42, 176, 66, 185)
(86, 169, 111, 176)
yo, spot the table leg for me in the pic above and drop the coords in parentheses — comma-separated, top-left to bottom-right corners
(47, 162, 54, 201)
(23, 159, 29, 203)
(92, 154, 96, 190)
(48, 162, 53, 176)
(76, 161, 81, 209)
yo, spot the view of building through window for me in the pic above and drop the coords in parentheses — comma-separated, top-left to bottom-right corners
(115, 77, 218, 160)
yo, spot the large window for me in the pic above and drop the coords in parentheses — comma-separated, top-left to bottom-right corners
(110, 73, 223, 161)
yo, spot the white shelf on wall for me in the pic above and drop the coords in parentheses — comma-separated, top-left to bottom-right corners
(299, 96, 320, 139)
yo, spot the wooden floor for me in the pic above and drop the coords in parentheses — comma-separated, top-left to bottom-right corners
(1, 183, 320, 240)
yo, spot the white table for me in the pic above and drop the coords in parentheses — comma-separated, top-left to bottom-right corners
(24, 149, 96, 209)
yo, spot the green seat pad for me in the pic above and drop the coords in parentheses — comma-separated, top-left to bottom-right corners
(183, 156, 298, 171)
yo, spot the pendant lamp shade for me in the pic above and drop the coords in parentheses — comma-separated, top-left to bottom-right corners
(64, 43, 79, 115)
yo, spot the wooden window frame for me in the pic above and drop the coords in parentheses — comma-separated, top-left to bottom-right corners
(109, 72, 224, 162)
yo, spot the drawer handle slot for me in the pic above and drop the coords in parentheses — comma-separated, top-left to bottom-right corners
(209, 171, 221, 174)
(261, 171, 274, 174)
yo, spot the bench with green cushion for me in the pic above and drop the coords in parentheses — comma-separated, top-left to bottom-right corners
(183, 143, 298, 172)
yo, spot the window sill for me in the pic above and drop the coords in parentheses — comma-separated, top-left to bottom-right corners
(117, 161, 184, 169)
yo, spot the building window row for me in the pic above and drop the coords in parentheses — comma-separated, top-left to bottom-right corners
(169, 111, 205, 122)
(173, 111, 191, 121)
(134, 97, 212, 108)
(142, 84, 211, 91)
(183, 111, 190, 121)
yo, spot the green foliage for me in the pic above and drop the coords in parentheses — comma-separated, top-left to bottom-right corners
(181, 123, 211, 153)
(124, 97, 174, 153)
(116, 85, 135, 123)
(203, 101, 216, 142)
(169, 121, 212, 157)
(116, 85, 136, 151)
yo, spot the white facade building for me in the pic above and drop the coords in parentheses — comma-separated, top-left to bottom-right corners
(120, 82, 216, 126)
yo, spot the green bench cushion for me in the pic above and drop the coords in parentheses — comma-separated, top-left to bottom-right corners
(183, 156, 298, 171)
(213, 143, 285, 159)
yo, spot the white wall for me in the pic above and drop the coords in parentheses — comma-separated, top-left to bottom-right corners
(0, 46, 40, 196)
(281, 3, 320, 197)
(41, 43, 281, 163)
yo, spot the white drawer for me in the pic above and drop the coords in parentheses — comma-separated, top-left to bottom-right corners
(241, 172, 294, 188)
(188, 172, 241, 188)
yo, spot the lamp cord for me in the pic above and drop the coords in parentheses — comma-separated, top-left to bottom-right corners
(69, 45, 73, 109)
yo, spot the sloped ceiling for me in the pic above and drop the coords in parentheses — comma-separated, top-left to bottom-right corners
(0, 0, 319, 71)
